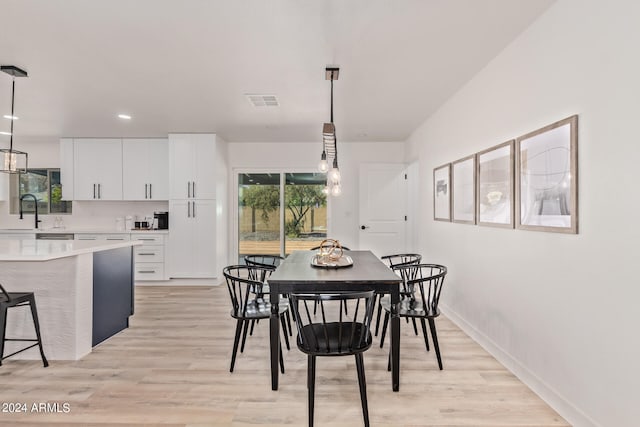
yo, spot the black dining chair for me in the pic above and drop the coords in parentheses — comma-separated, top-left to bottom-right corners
(244, 254, 293, 337)
(374, 254, 422, 336)
(223, 265, 290, 373)
(379, 264, 447, 370)
(0, 284, 48, 367)
(290, 291, 376, 427)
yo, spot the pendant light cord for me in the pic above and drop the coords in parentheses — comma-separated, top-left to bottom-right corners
(330, 71, 338, 164)
(9, 77, 15, 152)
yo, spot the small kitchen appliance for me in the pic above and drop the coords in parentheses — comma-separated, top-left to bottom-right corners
(154, 211, 169, 230)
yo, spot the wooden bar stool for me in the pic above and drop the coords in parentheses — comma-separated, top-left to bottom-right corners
(0, 284, 48, 367)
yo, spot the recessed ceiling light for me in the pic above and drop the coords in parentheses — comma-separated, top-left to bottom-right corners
(0, 131, 11, 136)
(118, 114, 132, 120)
(3, 115, 18, 120)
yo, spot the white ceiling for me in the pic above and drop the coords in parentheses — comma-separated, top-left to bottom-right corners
(0, 0, 555, 143)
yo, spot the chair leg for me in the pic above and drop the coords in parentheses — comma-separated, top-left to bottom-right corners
(28, 297, 48, 367)
(379, 311, 390, 348)
(428, 318, 443, 370)
(308, 355, 316, 427)
(387, 348, 391, 372)
(0, 306, 7, 366)
(411, 318, 418, 335)
(313, 300, 317, 316)
(249, 319, 255, 336)
(279, 342, 285, 374)
(355, 353, 370, 427)
(285, 310, 293, 336)
(420, 318, 430, 351)
(240, 318, 250, 353)
(230, 319, 243, 372)
(280, 314, 290, 350)
(374, 297, 383, 336)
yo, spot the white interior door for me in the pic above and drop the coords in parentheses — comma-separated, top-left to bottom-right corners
(359, 163, 407, 257)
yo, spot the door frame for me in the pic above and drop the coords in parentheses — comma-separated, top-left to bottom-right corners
(231, 167, 332, 262)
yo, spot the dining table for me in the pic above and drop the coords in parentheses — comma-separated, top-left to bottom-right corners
(267, 250, 403, 391)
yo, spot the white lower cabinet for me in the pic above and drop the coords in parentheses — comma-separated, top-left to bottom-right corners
(168, 199, 216, 278)
(74, 233, 131, 241)
(132, 233, 166, 281)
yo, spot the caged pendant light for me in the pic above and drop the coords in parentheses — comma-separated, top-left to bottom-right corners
(318, 66, 341, 196)
(0, 65, 29, 174)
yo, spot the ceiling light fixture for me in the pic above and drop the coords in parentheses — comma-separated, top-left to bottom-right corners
(0, 65, 29, 174)
(118, 114, 132, 120)
(319, 66, 341, 196)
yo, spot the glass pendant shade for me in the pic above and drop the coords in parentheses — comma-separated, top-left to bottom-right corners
(330, 183, 342, 196)
(0, 148, 27, 173)
(329, 166, 341, 184)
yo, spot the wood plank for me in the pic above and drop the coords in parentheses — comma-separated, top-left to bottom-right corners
(0, 285, 569, 426)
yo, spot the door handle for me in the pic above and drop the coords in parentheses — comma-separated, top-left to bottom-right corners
(187, 201, 191, 217)
(192, 201, 196, 218)
(192, 181, 196, 198)
(187, 182, 191, 198)
(98, 183, 101, 199)
(360, 225, 370, 230)
(145, 183, 148, 199)
(149, 183, 152, 199)
(93, 183, 96, 199)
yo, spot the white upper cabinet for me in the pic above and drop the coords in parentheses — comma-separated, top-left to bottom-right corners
(169, 134, 216, 199)
(73, 138, 123, 200)
(59, 138, 74, 200)
(122, 138, 169, 200)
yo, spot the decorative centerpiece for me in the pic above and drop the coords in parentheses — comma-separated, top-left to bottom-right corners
(311, 239, 354, 269)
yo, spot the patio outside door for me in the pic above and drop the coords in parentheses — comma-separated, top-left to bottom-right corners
(238, 172, 327, 261)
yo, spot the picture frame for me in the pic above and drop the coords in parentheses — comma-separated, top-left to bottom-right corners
(433, 163, 451, 221)
(476, 140, 514, 228)
(452, 155, 476, 224)
(516, 115, 578, 233)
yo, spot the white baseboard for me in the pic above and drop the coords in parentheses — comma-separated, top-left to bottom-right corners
(440, 303, 599, 427)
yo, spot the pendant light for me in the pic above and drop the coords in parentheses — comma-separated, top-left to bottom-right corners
(318, 66, 341, 195)
(0, 65, 28, 174)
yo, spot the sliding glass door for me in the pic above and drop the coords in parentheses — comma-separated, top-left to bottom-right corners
(238, 172, 327, 260)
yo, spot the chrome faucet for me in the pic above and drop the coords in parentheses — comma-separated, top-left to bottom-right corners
(19, 193, 41, 229)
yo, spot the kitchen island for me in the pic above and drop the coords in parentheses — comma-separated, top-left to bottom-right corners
(0, 239, 141, 361)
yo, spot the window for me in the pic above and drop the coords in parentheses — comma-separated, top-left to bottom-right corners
(10, 169, 72, 215)
(237, 172, 327, 261)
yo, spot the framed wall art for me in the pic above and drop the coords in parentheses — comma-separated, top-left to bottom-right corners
(476, 140, 514, 228)
(433, 163, 451, 221)
(452, 155, 476, 224)
(516, 115, 578, 233)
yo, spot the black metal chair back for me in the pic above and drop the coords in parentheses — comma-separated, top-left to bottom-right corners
(289, 291, 376, 427)
(381, 253, 422, 268)
(244, 255, 284, 282)
(394, 264, 447, 316)
(290, 291, 375, 356)
(223, 265, 274, 319)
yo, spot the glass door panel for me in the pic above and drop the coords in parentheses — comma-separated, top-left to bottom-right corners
(284, 173, 327, 255)
(238, 173, 281, 262)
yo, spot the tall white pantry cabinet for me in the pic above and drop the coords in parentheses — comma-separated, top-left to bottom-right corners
(168, 134, 228, 279)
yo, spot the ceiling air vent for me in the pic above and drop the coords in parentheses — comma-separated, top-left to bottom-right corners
(246, 94, 279, 107)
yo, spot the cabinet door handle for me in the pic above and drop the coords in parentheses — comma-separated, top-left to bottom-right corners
(192, 201, 196, 218)
(149, 183, 152, 199)
(93, 183, 96, 199)
(187, 182, 191, 198)
(145, 184, 148, 199)
(192, 181, 196, 198)
(98, 183, 101, 199)
(138, 238, 155, 241)
(138, 252, 156, 256)
(187, 201, 191, 218)
(138, 270, 156, 274)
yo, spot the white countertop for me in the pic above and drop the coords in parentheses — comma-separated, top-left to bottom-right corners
(0, 228, 169, 234)
(0, 239, 142, 261)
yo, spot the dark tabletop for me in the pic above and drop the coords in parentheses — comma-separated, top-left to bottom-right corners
(267, 250, 401, 288)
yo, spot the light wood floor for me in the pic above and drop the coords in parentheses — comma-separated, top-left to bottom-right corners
(0, 286, 569, 427)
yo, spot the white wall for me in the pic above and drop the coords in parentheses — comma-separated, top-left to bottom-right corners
(227, 141, 405, 261)
(406, 1, 639, 426)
